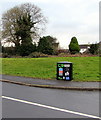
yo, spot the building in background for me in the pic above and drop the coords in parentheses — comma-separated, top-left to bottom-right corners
(79, 44, 90, 53)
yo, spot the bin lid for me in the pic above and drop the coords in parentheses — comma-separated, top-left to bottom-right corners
(57, 61, 72, 64)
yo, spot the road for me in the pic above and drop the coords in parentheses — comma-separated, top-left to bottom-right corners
(2, 82, 100, 119)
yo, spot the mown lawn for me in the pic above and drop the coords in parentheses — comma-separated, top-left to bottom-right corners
(1, 57, 100, 81)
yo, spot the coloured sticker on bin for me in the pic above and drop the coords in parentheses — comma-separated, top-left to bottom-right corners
(59, 68, 63, 71)
(66, 77, 70, 80)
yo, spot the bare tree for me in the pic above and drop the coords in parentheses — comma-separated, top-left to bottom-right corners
(2, 3, 47, 47)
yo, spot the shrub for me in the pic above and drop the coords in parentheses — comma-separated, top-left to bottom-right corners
(0, 53, 2, 58)
(69, 37, 80, 54)
(58, 53, 68, 57)
(89, 44, 99, 55)
(29, 52, 48, 58)
(18, 43, 37, 56)
(2, 47, 15, 55)
(2, 53, 11, 58)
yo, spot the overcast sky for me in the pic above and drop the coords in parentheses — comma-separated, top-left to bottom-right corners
(0, 0, 100, 48)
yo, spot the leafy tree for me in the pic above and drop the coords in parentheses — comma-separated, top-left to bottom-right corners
(2, 3, 47, 55)
(89, 43, 99, 55)
(37, 36, 59, 55)
(42, 36, 59, 54)
(69, 37, 80, 54)
(38, 37, 54, 55)
(44, 36, 57, 45)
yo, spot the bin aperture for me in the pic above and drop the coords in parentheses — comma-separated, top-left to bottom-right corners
(57, 61, 73, 81)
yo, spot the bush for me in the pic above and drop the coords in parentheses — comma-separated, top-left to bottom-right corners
(2, 53, 11, 58)
(18, 43, 37, 56)
(89, 44, 99, 55)
(29, 52, 48, 58)
(11, 55, 22, 58)
(2, 47, 15, 55)
(0, 53, 2, 58)
(99, 49, 101, 56)
(58, 53, 68, 57)
(69, 37, 80, 54)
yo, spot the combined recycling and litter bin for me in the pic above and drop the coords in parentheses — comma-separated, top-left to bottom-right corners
(57, 61, 73, 81)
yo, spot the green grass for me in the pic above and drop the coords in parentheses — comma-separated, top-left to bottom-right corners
(1, 57, 100, 81)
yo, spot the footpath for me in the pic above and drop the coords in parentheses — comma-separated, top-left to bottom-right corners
(0, 74, 101, 91)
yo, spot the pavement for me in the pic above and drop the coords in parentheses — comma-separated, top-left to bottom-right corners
(0, 74, 101, 91)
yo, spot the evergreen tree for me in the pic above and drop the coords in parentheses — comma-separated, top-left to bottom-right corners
(69, 37, 80, 54)
(15, 14, 35, 56)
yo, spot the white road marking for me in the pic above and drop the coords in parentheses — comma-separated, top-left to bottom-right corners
(2, 95, 101, 119)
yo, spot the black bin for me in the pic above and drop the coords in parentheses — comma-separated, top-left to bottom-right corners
(57, 61, 73, 81)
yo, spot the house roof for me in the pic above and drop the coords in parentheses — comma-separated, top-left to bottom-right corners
(79, 44, 90, 49)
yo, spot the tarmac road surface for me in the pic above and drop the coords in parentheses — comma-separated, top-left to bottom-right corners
(2, 82, 100, 119)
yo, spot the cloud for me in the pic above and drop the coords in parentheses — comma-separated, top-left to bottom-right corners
(0, 0, 100, 48)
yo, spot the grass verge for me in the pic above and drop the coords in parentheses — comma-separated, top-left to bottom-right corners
(1, 57, 100, 81)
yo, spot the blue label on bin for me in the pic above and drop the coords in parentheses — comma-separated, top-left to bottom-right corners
(66, 77, 70, 80)
(59, 68, 63, 71)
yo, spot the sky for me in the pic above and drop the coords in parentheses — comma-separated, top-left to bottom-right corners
(0, 0, 100, 48)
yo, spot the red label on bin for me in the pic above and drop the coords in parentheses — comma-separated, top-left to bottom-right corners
(59, 71, 63, 73)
